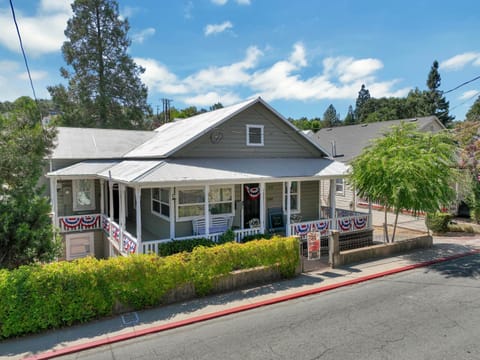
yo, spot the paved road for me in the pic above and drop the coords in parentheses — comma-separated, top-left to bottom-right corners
(57, 254, 480, 360)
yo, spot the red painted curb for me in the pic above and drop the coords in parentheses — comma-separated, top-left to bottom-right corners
(25, 249, 479, 360)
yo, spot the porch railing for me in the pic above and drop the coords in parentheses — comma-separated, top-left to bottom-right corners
(58, 214, 102, 232)
(290, 212, 370, 237)
(101, 215, 138, 255)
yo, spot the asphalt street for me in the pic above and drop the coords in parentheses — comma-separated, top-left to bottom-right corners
(55, 253, 480, 360)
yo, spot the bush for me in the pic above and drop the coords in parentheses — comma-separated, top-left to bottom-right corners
(156, 237, 215, 256)
(425, 212, 452, 233)
(0, 236, 299, 338)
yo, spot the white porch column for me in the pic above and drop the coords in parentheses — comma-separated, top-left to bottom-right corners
(286, 181, 291, 236)
(100, 179, 105, 215)
(108, 178, 114, 256)
(329, 179, 337, 229)
(50, 177, 58, 227)
(259, 183, 265, 233)
(119, 184, 126, 252)
(204, 185, 210, 236)
(318, 180, 322, 219)
(169, 187, 176, 239)
(368, 200, 373, 228)
(135, 187, 142, 253)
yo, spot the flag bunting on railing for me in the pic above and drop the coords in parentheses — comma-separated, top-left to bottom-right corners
(245, 185, 260, 199)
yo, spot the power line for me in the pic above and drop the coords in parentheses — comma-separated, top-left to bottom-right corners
(450, 91, 480, 111)
(444, 75, 480, 94)
(9, 0, 39, 106)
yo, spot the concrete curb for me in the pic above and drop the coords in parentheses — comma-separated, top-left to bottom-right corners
(25, 249, 480, 360)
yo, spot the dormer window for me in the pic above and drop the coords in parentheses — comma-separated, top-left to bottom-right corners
(246, 125, 264, 146)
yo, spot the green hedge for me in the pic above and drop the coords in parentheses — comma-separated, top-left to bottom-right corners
(0, 236, 299, 338)
(425, 212, 452, 233)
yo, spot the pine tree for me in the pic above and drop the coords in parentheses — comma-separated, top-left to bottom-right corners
(48, 0, 151, 129)
(344, 105, 355, 125)
(426, 60, 454, 127)
(323, 104, 341, 127)
(355, 84, 371, 122)
(465, 96, 480, 122)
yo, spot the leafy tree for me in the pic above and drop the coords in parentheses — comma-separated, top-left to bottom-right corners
(425, 60, 454, 127)
(323, 104, 341, 127)
(465, 96, 480, 122)
(349, 122, 457, 242)
(210, 103, 224, 111)
(48, 0, 151, 129)
(355, 84, 371, 122)
(0, 97, 61, 269)
(344, 105, 355, 125)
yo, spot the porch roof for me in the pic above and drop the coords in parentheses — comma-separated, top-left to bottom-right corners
(48, 157, 348, 185)
(47, 160, 119, 177)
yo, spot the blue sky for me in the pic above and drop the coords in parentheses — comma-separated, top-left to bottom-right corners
(0, 0, 479, 121)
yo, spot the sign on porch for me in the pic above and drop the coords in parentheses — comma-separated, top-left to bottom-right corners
(307, 231, 321, 260)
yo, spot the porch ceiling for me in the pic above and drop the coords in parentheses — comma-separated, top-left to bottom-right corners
(47, 158, 349, 185)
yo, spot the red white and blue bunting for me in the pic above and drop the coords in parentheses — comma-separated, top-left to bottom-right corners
(245, 185, 260, 199)
(60, 215, 100, 230)
(354, 216, 367, 230)
(337, 218, 352, 231)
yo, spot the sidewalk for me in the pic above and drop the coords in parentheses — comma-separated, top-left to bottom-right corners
(1, 233, 479, 360)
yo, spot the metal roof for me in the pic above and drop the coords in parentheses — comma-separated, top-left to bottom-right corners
(314, 116, 444, 163)
(47, 158, 348, 185)
(51, 127, 155, 159)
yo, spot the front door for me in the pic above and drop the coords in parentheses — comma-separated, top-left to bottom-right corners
(243, 183, 260, 228)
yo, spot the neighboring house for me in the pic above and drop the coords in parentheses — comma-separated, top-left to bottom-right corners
(313, 116, 446, 211)
(47, 97, 372, 260)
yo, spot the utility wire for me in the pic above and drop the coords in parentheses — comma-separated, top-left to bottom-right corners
(450, 91, 480, 112)
(9, 0, 40, 112)
(444, 75, 480, 94)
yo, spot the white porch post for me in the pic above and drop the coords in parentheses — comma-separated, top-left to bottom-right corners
(260, 183, 265, 233)
(135, 187, 142, 254)
(119, 184, 126, 252)
(50, 177, 58, 228)
(368, 200, 373, 228)
(100, 179, 105, 215)
(204, 185, 210, 237)
(329, 179, 337, 229)
(286, 181, 291, 236)
(108, 178, 114, 256)
(169, 187, 175, 239)
(318, 180, 322, 219)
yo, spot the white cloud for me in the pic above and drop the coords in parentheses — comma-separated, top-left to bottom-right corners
(323, 57, 383, 83)
(135, 57, 189, 94)
(19, 70, 48, 81)
(204, 21, 233, 36)
(210, 0, 250, 5)
(184, 1, 194, 19)
(459, 90, 479, 100)
(0, 60, 51, 100)
(440, 52, 480, 71)
(0, 2, 72, 56)
(183, 91, 241, 106)
(211, 0, 228, 5)
(289, 42, 307, 67)
(132, 28, 155, 44)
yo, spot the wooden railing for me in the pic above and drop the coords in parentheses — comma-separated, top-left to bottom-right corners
(58, 214, 102, 232)
(101, 215, 137, 255)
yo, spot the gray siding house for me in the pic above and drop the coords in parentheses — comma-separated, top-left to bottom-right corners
(47, 98, 372, 260)
(313, 116, 446, 211)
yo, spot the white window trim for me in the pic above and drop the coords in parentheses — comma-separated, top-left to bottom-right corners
(72, 179, 96, 212)
(151, 188, 170, 220)
(176, 187, 206, 221)
(335, 178, 345, 195)
(66, 232, 94, 260)
(209, 185, 235, 216)
(283, 181, 301, 214)
(246, 124, 264, 146)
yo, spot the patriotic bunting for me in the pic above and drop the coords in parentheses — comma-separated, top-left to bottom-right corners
(245, 185, 260, 199)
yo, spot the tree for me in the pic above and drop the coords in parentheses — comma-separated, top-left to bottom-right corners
(0, 97, 61, 269)
(425, 60, 454, 127)
(344, 105, 355, 125)
(355, 84, 371, 122)
(323, 104, 341, 127)
(349, 122, 457, 242)
(465, 96, 480, 122)
(48, 0, 151, 129)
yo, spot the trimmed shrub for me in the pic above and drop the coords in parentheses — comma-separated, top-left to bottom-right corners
(156, 237, 215, 256)
(425, 212, 452, 233)
(0, 236, 299, 338)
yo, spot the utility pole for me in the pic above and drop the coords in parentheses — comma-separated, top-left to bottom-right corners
(161, 98, 173, 124)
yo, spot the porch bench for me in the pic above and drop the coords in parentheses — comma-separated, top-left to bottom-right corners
(192, 215, 233, 236)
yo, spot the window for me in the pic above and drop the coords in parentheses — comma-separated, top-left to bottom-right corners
(209, 186, 234, 215)
(152, 188, 170, 219)
(177, 188, 205, 220)
(284, 181, 300, 213)
(66, 233, 94, 260)
(335, 178, 345, 194)
(246, 125, 264, 146)
(72, 179, 95, 211)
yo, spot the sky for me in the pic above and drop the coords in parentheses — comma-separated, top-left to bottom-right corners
(0, 0, 479, 121)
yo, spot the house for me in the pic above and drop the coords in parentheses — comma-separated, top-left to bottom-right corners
(313, 116, 446, 211)
(47, 97, 372, 260)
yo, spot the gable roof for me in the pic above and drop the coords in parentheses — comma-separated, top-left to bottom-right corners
(314, 116, 445, 163)
(51, 127, 155, 160)
(124, 97, 330, 158)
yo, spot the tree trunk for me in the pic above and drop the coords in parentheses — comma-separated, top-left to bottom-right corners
(392, 208, 400, 243)
(384, 207, 390, 243)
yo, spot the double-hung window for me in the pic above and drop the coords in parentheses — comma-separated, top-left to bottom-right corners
(283, 181, 300, 213)
(335, 178, 345, 195)
(209, 186, 234, 215)
(246, 125, 264, 146)
(177, 188, 205, 220)
(72, 179, 95, 211)
(152, 188, 170, 219)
